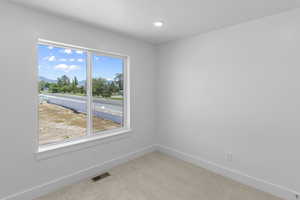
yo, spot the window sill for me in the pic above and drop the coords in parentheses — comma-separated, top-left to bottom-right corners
(35, 128, 132, 160)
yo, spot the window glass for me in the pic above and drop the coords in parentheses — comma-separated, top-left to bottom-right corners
(38, 42, 128, 146)
(38, 44, 87, 145)
(92, 54, 124, 133)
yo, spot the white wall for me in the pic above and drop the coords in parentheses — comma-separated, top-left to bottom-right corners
(0, 1, 156, 199)
(2, 1, 300, 199)
(158, 8, 300, 196)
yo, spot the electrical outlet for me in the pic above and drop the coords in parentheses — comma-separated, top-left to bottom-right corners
(226, 153, 233, 162)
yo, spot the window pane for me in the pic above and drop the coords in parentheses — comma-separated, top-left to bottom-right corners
(92, 54, 124, 133)
(38, 44, 87, 145)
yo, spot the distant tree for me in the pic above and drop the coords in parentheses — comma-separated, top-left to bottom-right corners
(49, 83, 60, 93)
(61, 85, 70, 93)
(39, 80, 46, 92)
(71, 76, 79, 93)
(44, 82, 50, 89)
(114, 73, 123, 90)
(109, 81, 119, 93)
(57, 75, 70, 87)
(73, 76, 78, 86)
(43, 75, 115, 97)
(78, 86, 85, 94)
(92, 78, 106, 96)
(102, 84, 113, 98)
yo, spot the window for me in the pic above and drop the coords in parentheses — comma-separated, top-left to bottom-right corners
(38, 40, 129, 147)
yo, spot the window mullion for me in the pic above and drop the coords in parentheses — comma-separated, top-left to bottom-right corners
(87, 51, 93, 136)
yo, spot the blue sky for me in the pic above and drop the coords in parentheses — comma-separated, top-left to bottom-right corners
(38, 44, 123, 81)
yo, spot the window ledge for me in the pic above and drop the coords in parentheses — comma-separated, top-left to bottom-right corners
(35, 128, 132, 160)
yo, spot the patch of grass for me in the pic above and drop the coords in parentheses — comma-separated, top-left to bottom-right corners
(109, 97, 123, 100)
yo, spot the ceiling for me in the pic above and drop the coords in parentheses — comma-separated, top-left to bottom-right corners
(9, 0, 300, 44)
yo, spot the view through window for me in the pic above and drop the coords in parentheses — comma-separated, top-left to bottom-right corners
(38, 42, 126, 146)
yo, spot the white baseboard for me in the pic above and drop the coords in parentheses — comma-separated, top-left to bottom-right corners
(3, 144, 298, 200)
(2, 145, 156, 200)
(157, 144, 298, 200)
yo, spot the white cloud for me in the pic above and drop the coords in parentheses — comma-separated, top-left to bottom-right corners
(54, 64, 80, 72)
(42, 56, 56, 61)
(106, 78, 113, 81)
(48, 46, 54, 50)
(59, 58, 67, 62)
(69, 58, 75, 62)
(48, 56, 55, 62)
(77, 58, 83, 62)
(64, 49, 72, 54)
(76, 50, 83, 54)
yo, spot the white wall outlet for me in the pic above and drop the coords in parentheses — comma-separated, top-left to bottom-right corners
(226, 153, 233, 162)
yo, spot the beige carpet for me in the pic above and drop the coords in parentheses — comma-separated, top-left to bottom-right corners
(36, 152, 282, 200)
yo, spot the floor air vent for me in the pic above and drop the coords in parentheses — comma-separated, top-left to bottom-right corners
(92, 172, 111, 182)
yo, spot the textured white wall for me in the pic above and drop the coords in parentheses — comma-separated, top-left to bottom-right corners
(158, 8, 300, 194)
(0, 2, 156, 199)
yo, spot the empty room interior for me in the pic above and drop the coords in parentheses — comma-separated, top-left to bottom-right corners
(1, 0, 300, 199)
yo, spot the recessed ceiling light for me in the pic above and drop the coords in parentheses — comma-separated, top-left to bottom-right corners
(153, 21, 164, 27)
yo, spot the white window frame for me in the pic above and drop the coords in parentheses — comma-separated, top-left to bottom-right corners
(36, 39, 131, 158)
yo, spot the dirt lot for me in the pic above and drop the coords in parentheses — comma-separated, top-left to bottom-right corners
(39, 102, 121, 145)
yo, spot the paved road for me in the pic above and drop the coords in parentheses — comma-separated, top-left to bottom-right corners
(46, 93, 123, 106)
(40, 93, 123, 117)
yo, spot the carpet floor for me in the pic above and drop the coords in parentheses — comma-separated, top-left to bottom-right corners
(36, 152, 282, 200)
